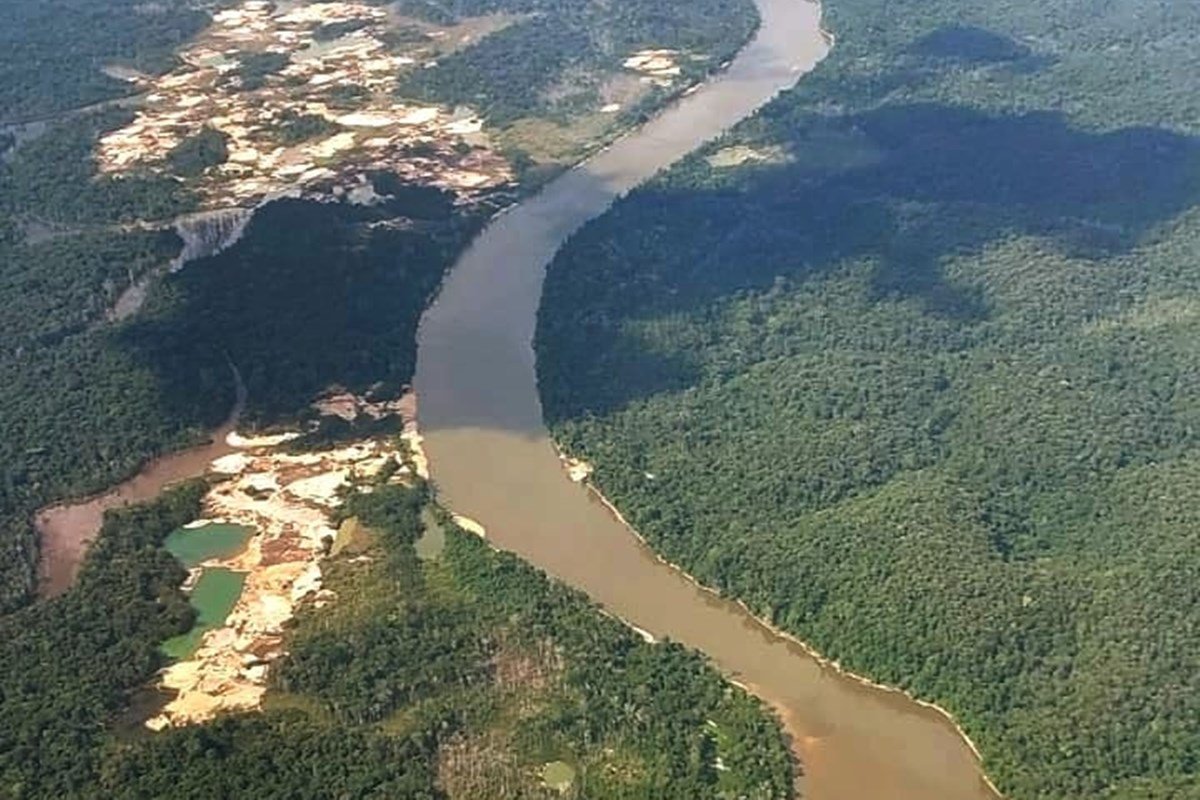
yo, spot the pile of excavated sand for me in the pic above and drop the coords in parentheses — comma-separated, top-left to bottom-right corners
(95, 0, 512, 207)
(562, 457, 594, 483)
(310, 388, 408, 421)
(148, 394, 424, 729)
(623, 49, 683, 86)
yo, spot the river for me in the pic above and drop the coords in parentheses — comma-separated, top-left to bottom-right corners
(35, 371, 244, 598)
(412, 0, 1000, 797)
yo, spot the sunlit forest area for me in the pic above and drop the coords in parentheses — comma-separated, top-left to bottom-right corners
(396, 0, 756, 125)
(537, 0, 1200, 797)
(0, 473, 794, 799)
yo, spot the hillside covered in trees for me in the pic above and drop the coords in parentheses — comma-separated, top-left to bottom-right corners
(0, 0, 759, 610)
(0, 137, 477, 609)
(396, 0, 756, 127)
(0, 0, 206, 121)
(0, 469, 795, 799)
(536, 0, 1200, 797)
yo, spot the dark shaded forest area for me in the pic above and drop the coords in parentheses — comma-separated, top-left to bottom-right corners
(537, 1, 1200, 797)
(0, 0, 207, 121)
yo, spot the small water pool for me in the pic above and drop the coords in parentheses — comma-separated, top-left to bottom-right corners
(161, 567, 248, 660)
(164, 522, 254, 568)
(160, 522, 255, 659)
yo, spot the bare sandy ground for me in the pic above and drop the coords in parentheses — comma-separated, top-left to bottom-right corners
(148, 393, 426, 728)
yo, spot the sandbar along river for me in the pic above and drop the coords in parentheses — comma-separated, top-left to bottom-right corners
(413, 0, 1000, 797)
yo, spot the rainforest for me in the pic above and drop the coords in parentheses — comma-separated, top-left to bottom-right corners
(3, 0, 1198, 796)
(536, 0, 1200, 797)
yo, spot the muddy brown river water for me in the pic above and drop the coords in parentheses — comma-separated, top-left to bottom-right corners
(35, 375, 243, 598)
(35, 427, 238, 598)
(413, 0, 1000, 797)
(27, 0, 1001, 792)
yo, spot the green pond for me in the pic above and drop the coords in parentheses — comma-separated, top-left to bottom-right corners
(415, 508, 446, 561)
(164, 522, 254, 568)
(541, 761, 576, 793)
(161, 567, 247, 660)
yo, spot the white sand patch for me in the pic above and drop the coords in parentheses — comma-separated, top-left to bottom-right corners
(228, 147, 263, 164)
(311, 392, 359, 420)
(309, 131, 358, 158)
(347, 181, 383, 205)
(183, 518, 226, 529)
(401, 430, 429, 480)
(276, 161, 316, 177)
(211, 453, 252, 474)
(283, 469, 350, 506)
(444, 117, 484, 135)
(398, 107, 440, 126)
(243, 472, 280, 494)
(291, 562, 323, 601)
(706, 143, 790, 169)
(336, 112, 396, 128)
(452, 514, 487, 538)
(629, 622, 657, 644)
(623, 49, 683, 80)
(227, 431, 301, 448)
(443, 170, 491, 188)
(564, 458, 594, 483)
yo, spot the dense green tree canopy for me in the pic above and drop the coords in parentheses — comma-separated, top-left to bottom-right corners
(0, 0, 207, 121)
(0, 470, 795, 799)
(537, 0, 1200, 797)
(397, 0, 757, 125)
(0, 0, 758, 612)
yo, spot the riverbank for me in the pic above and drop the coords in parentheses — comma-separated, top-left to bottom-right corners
(412, 0, 999, 792)
(570, 460, 1003, 798)
(33, 366, 245, 598)
(33, 422, 238, 598)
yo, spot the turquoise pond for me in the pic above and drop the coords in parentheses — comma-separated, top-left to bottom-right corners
(160, 567, 247, 660)
(163, 522, 254, 568)
(160, 522, 255, 659)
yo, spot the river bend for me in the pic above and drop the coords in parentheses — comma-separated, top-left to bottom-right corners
(413, 0, 999, 797)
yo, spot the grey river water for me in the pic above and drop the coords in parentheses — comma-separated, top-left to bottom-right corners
(413, 0, 1000, 797)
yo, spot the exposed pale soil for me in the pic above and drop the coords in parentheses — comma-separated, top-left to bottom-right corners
(95, 0, 514, 206)
(146, 394, 429, 728)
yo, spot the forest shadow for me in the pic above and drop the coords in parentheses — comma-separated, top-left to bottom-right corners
(543, 97, 1200, 420)
(114, 193, 483, 433)
(904, 25, 1058, 77)
(811, 26, 1054, 110)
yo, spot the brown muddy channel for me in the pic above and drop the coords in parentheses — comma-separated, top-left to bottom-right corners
(36, 377, 243, 598)
(413, 0, 1000, 797)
